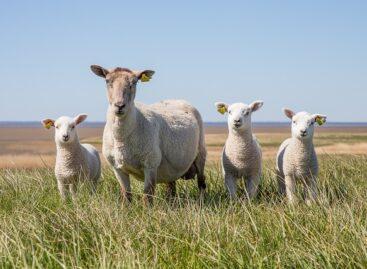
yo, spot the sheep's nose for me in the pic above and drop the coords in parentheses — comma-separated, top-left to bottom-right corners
(114, 102, 126, 110)
(63, 135, 69, 141)
(234, 119, 241, 123)
(300, 130, 307, 136)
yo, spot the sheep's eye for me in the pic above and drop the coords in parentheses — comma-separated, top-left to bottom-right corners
(244, 111, 249, 116)
(228, 111, 232, 114)
(292, 121, 296, 124)
(55, 126, 59, 129)
(71, 126, 75, 129)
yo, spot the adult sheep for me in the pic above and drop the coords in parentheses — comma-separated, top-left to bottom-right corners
(91, 65, 206, 204)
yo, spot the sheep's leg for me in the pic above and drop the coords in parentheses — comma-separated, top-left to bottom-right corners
(277, 171, 286, 196)
(69, 184, 78, 201)
(57, 180, 68, 201)
(245, 175, 260, 200)
(113, 168, 132, 203)
(166, 181, 176, 200)
(143, 168, 157, 205)
(285, 175, 297, 204)
(224, 173, 237, 200)
(304, 177, 318, 205)
(89, 179, 98, 195)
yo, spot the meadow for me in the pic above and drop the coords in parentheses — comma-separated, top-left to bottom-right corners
(0, 124, 366, 268)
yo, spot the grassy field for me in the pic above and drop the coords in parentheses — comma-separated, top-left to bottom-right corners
(0, 155, 366, 268)
(0, 125, 366, 267)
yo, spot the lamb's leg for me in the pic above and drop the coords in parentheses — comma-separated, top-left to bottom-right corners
(143, 168, 157, 205)
(245, 175, 260, 200)
(224, 173, 237, 200)
(113, 168, 132, 203)
(285, 175, 297, 204)
(57, 180, 68, 201)
(304, 177, 318, 205)
(166, 181, 176, 200)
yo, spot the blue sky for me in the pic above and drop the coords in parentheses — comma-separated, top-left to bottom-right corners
(0, 1, 366, 122)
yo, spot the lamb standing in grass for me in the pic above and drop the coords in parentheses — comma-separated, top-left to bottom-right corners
(42, 114, 101, 200)
(215, 101, 263, 200)
(276, 108, 327, 204)
(91, 65, 206, 204)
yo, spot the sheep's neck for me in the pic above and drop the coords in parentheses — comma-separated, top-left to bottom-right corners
(291, 137, 314, 153)
(56, 139, 84, 167)
(110, 105, 138, 142)
(228, 127, 254, 145)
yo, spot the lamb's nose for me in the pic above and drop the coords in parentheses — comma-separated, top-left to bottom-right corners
(301, 130, 307, 136)
(234, 119, 241, 123)
(63, 135, 69, 141)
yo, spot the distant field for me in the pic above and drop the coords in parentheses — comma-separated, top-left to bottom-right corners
(0, 123, 366, 168)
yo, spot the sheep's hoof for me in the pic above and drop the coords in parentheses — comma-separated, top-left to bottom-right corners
(120, 190, 132, 205)
(143, 194, 154, 206)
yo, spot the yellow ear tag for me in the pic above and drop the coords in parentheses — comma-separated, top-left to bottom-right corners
(316, 117, 325, 126)
(217, 107, 227, 115)
(45, 122, 52, 129)
(141, 73, 151, 82)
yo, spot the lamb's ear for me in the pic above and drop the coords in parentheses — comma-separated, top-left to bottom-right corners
(312, 114, 327, 126)
(42, 119, 55, 129)
(74, 114, 88, 125)
(249, 100, 264, 112)
(215, 102, 228, 115)
(283, 108, 295, 119)
(90, 65, 109, 78)
(135, 70, 155, 82)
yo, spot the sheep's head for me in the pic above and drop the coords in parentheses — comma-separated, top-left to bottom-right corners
(42, 114, 87, 144)
(284, 108, 327, 141)
(215, 101, 263, 131)
(91, 65, 154, 118)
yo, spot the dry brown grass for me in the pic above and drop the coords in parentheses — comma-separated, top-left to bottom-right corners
(0, 125, 366, 168)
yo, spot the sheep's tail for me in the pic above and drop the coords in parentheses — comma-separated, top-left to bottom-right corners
(182, 108, 207, 191)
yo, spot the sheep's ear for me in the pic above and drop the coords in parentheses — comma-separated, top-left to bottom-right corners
(90, 65, 109, 78)
(215, 102, 228, 115)
(135, 70, 155, 82)
(74, 114, 88, 125)
(249, 100, 263, 112)
(312, 114, 327, 126)
(42, 119, 55, 129)
(283, 108, 295, 119)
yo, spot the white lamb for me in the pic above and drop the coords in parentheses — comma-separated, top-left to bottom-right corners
(276, 108, 327, 204)
(90, 65, 206, 204)
(215, 101, 263, 200)
(42, 114, 101, 200)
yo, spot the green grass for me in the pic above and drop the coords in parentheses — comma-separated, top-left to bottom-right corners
(0, 155, 366, 268)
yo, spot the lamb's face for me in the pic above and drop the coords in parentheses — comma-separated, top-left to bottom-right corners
(215, 100, 263, 132)
(54, 117, 78, 144)
(291, 112, 316, 140)
(42, 114, 87, 145)
(284, 109, 327, 141)
(91, 65, 154, 118)
(227, 103, 252, 130)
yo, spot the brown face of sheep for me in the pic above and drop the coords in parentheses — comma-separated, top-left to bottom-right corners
(90, 65, 154, 117)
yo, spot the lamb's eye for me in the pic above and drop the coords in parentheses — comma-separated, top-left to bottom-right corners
(55, 126, 59, 129)
(244, 111, 249, 116)
(292, 121, 296, 124)
(71, 126, 75, 129)
(228, 111, 232, 115)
